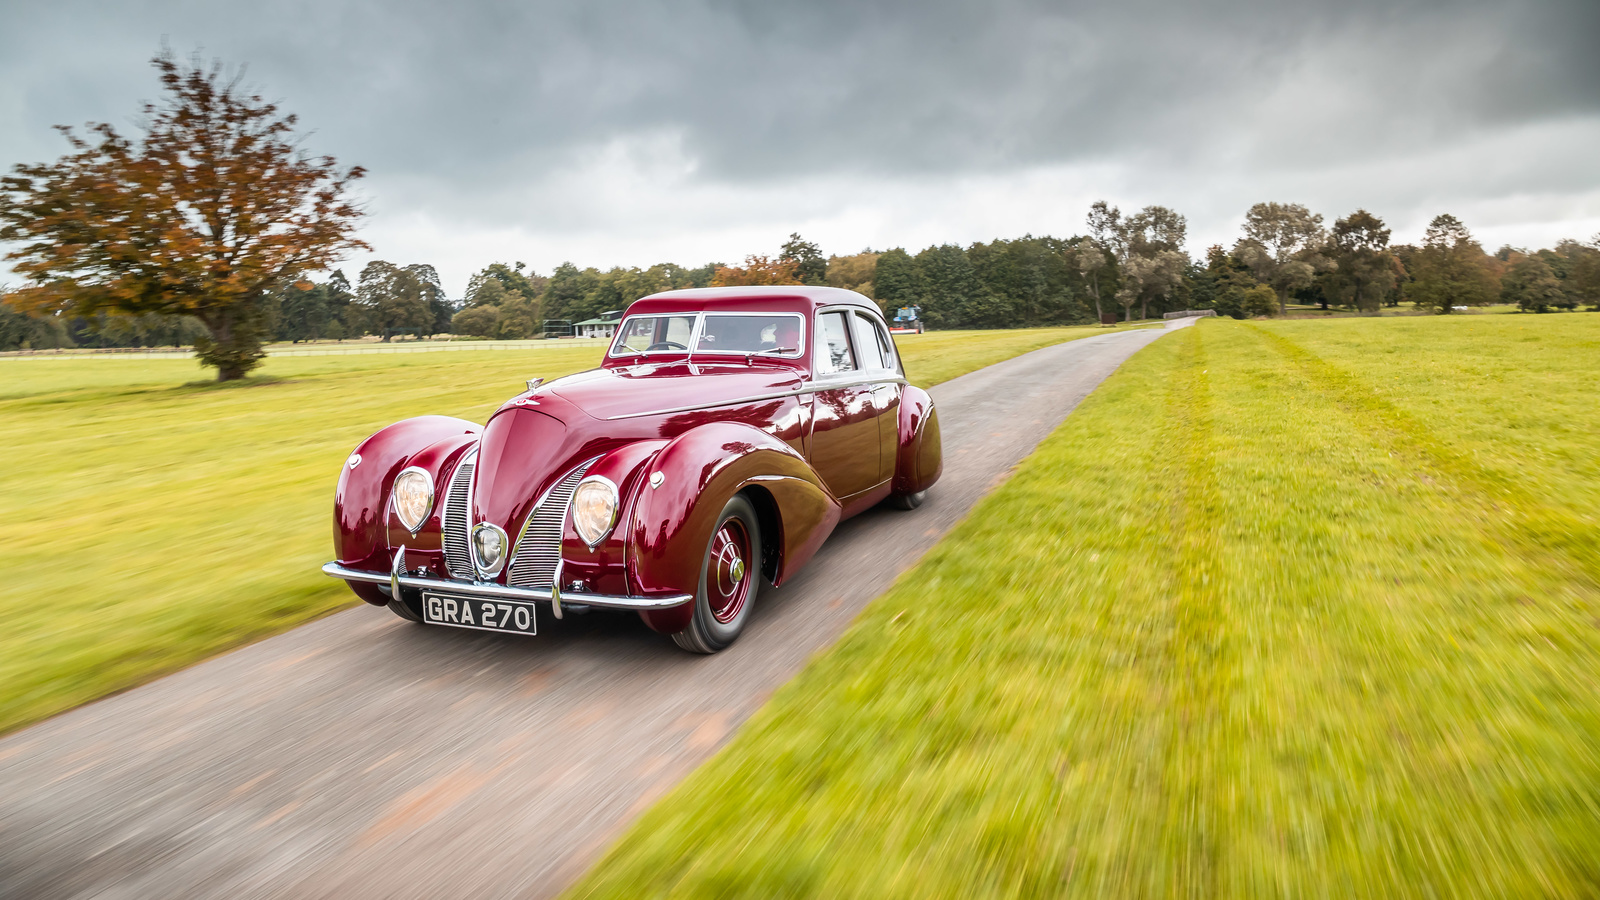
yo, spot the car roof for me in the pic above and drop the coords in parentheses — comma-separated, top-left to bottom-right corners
(624, 285, 880, 317)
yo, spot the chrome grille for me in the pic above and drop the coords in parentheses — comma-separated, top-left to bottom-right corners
(441, 454, 476, 579)
(507, 462, 593, 590)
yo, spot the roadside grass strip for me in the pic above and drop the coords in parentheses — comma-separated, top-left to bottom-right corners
(0, 324, 1110, 735)
(568, 315, 1600, 899)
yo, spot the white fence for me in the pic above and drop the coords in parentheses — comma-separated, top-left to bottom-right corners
(1162, 309, 1217, 320)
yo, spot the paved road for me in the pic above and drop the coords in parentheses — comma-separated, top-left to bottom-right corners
(0, 319, 1192, 900)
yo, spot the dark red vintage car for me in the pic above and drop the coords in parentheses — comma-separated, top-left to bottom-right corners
(323, 286, 942, 652)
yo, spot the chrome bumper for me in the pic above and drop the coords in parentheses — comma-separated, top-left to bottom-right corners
(322, 560, 693, 611)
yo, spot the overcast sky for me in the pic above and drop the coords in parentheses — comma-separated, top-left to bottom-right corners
(3, 0, 1598, 295)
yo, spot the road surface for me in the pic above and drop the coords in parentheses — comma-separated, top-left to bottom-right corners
(0, 319, 1191, 899)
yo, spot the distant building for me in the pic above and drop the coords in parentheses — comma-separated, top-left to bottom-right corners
(573, 312, 622, 340)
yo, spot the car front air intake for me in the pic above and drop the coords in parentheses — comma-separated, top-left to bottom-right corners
(440, 453, 476, 579)
(507, 461, 593, 590)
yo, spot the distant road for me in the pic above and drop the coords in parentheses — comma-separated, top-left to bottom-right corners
(0, 318, 1193, 900)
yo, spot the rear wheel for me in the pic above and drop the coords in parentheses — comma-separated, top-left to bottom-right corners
(887, 489, 927, 510)
(672, 494, 761, 653)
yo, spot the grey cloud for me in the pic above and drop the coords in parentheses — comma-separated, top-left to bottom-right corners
(2, 0, 1597, 287)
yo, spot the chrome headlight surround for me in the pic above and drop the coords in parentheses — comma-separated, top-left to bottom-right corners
(570, 475, 619, 548)
(391, 467, 435, 535)
(471, 522, 509, 578)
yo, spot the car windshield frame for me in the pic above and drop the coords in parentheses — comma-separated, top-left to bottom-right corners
(607, 313, 703, 358)
(690, 311, 806, 360)
(606, 311, 808, 361)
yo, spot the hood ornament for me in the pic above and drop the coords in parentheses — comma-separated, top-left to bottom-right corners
(525, 377, 543, 392)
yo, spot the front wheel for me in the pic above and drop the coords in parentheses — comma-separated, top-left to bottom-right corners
(672, 494, 762, 653)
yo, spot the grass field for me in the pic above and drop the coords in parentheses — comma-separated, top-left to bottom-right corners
(568, 313, 1600, 899)
(0, 322, 1122, 736)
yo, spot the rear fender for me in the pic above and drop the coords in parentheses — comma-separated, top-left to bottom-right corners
(629, 422, 842, 633)
(334, 415, 481, 600)
(893, 386, 942, 495)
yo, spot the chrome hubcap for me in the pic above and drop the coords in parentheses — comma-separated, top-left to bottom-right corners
(708, 519, 751, 624)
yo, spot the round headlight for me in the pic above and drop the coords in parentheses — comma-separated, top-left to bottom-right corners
(571, 477, 619, 547)
(472, 522, 507, 576)
(392, 468, 434, 533)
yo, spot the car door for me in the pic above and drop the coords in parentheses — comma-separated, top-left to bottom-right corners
(807, 309, 882, 499)
(850, 310, 902, 486)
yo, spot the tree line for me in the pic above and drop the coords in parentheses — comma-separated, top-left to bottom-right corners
(3, 50, 1598, 378)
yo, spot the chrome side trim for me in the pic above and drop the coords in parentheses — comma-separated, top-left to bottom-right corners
(323, 562, 692, 611)
(599, 376, 906, 421)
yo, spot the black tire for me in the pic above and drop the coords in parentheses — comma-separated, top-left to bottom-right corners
(387, 592, 423, 622)
(887, 489, 927, 510)
(672, 494, 762, 653)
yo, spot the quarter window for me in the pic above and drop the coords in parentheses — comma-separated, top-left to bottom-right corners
(852, 313, 887, 370)
(816, 312, 856, 375)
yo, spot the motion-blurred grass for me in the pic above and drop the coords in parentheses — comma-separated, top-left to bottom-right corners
(569, 313, 1600, 899)
(0, 324, 1111, 735)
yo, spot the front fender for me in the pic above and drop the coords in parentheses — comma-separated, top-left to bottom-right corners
(628, 422, 842, 633)
(334, 415, 481, 594)
(893, 386, 942, 495)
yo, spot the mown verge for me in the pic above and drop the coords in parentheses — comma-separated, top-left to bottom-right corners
(568, 314, 1600, 898)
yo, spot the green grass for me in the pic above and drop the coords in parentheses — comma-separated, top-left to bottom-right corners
(567, 313, 1600, 899)
(0, 324, 1111, 735)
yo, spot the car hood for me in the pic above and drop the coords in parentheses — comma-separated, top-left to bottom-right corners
(548, 362, 803, 421)
(468, 362, 804, 574)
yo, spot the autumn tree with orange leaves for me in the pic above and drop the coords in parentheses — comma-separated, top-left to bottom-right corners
(0, 51, 366, 379)
(709, 255, 802, 287)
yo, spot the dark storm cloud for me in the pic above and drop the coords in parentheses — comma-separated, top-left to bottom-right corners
(6, 0, 1597, 181)
(3, 0, 1598, 284)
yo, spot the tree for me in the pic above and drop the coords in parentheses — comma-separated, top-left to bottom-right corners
(915, 244, 985, 328)
(0, 289, 74, 350)
(1501, 254, 1566, 313)
(1234, 202, 1327, 315)
(873, 249, 919, 314)
(1120, 206, 1188, 319)
(1115, 249, 1185, 322)
(710, 255, 801, 286)
(825, 251, 879, 300)
(1551, 239, 1600, 311)
(355, 261, 445, 340)
(779, 233, 827, 285)
(1075, 201, 1125, 322)
(451, 304, 500, 337)
(1405, 214, 1497, 313)
(1241, 283, 1280, 317)
(0, 51, 365, 379)
(1325, 209, 1399, 313)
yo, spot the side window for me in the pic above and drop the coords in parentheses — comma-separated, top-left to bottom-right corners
(852, 312, 885, 370)
(874, 320, 898, 372)
(816, 311, 857, 375)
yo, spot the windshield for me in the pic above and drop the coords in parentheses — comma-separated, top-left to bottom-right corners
(610, 315, 697, 355)
(694, 314, 804, 357)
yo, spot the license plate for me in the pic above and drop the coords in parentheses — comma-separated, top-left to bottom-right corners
(422, 593, 537, 635)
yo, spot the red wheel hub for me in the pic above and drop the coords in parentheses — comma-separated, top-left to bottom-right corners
(707, 519, 752, 624)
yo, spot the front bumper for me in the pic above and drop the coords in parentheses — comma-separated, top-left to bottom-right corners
(322, 559, 693, 612)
